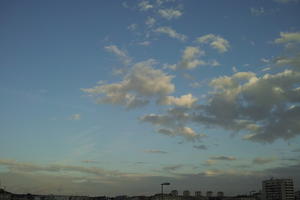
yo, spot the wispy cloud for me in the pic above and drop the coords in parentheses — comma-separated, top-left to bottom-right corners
(197, 34, 230, 53)
(253, 157, 276, 164)
(155, 26, 187, 41)
(158, 8, 183, 20)
(105, 45, 132, 65)
(144, 150, 167, 154)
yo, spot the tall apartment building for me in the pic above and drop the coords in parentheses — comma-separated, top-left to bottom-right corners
(262, 178, 294, 200)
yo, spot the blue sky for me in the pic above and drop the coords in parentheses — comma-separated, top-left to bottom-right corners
(0, 0, 300, 196)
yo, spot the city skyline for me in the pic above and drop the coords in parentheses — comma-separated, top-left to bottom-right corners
(0, 0, 300, 196)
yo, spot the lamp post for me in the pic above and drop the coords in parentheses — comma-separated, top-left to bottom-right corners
(161, 182, 170, 200)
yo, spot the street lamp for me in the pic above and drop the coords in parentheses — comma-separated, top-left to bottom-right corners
(161, 182, 170, 200)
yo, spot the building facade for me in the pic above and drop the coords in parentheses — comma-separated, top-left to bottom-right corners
(262, 178, 294, 200)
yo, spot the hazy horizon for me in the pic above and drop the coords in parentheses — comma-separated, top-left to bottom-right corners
(0, 0, 300, 196)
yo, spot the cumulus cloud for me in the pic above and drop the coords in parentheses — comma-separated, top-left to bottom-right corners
(274, 32, 300, 45)
(158, 8, 183, 20)
(138, 1, 153, 11)
(166, 46, 219, 70)
(197, 34, 230, 53)
(144, 150, 167, 154)
(82, 59, 175, 109)
(155, 26, 187, 41)
(105, 45, 132, 65)
(193, 69, 300, 143)
(140, 108, 207, 142)
(158, 93, 198, 108)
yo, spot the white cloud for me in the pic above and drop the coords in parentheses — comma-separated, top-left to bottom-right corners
(197, 34, 230, 53)
(138, 1, 153, 11)
(145, 17, 156, 27)
(105, 45, 132, 65)
(250, 7, 265, 16)
(155, 26, 187, 41)
(274, 32, 300, 45)
(70, 114, 81, 120)
(159, 93, 198, 108)
(158, 8, 183, 20)
(82, 59, 175, 109)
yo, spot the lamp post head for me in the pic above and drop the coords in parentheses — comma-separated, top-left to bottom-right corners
(161, 182, 170, 185)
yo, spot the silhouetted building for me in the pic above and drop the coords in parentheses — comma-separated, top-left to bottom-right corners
(206, 191, 213, 198)
(217, 192, 224, 198)
(295, 191, 300, 200)
(183, 191, 190, 197)
(195, 191, 202, 197)
(170, 190, 178, 197)
(262, 178, 294, 200)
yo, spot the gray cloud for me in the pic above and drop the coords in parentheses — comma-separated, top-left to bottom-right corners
(1, 160, 300, 196)
(253, 157, 277, 165)
(162, 164, 183, 171)
(210, 156, 237, 161)
(193, 144, 207, 150)
(144, 150, 168, 154)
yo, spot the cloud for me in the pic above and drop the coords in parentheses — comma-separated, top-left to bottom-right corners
(144, 150, 167, 154)
(105, 45, 132, 65)
(203, 160, 217, 166)
(193, 144, 207, 150)
(138, 1, 154, 11)
(250, 7, 265, 16)
(145, 17, 156, 27)
(138, 41, 151, 46)
(197, 34, 230, 53)
(253, 157, 276, 164)
(0, 159, 125, 177)
(274, 32, 300, 45)
(193, 69, 300, 143)
(128, 23, 138, 31)
(70, 114, 81, 120)
(158, 93, 198, 108)
(82, 59, 175, 109)
(1, 160, 300, 196)
(163, 164, 183, 171)
(158, 8, 183, 20)
(155, 26, 187, 41)
(210, 156, 237, 161)
(292, 148, 300, 152)
(82, 160, 101, 164)
(165, 46, 219, 70)
(274, 0, 299, 3)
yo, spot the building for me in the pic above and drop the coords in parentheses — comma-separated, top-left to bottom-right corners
(217, 192, 224, 198)
(295, 191, 300, 200)
(206, 191, 213, 198)
(195, 191, 202, 197)
(262, 178, 294, 200)
(183, 191, 190, 197)
(170, 190, 178, 197)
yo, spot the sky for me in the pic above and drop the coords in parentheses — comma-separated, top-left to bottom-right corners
(0, 0, 300, 197)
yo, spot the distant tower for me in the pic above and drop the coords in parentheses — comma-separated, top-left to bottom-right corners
(171, 190, 178, 196)
(195, 191, 202, 197)
(206, 191, 213, 197)
(262, 178, 294, 200)
(183, 190, 190, 197)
